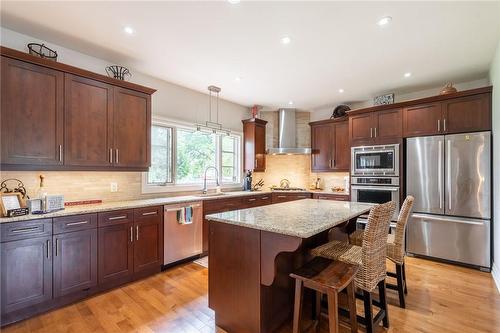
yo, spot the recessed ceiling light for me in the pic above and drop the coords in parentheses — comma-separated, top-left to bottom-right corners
(281, 36, 291, 45)
(235, 77, 242, 82)
(338, 89, 344, 93)
(124, 26, 134, 35)
(404, 72, 412, 78)
(288, 101, 294, 105)
(377, 16, 392, 26)
(228, 0, 240, 3)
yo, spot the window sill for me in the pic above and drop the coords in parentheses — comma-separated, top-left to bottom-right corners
(141, 173, 243, 194)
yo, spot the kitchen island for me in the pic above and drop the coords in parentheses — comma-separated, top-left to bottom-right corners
(206, 199, 374, 333)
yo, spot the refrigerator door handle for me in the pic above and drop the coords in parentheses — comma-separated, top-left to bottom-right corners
(438, 140, 443, 209)
(447, 139, 452, 211)
(412, 213, 487, 226)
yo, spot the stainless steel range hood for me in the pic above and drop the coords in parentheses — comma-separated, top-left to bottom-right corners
(267, 109, 311, 155)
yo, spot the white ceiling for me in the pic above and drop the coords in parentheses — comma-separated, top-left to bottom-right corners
(1, 1, 499, 110)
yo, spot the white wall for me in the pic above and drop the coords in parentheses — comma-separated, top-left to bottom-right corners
(489, 40, 500, 292)
(310, 78, 490, 122)
(0, 27, 250, 131)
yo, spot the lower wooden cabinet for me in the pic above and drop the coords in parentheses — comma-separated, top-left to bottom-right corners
(0, 236, 53, 314)
(133, 206, 163, 273)
(98, 222, 134, 285)
(53, 229, 97, 297)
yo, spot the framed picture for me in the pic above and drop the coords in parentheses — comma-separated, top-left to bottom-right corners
(374, 93, 395, 105)
(0, 192, 27, 217)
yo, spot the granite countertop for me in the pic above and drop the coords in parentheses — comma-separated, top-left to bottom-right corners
(206, 199, 373, 238)
(0, 189, 350, 224)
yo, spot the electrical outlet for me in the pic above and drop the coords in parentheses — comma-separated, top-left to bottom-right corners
(110, 182, 118, 192)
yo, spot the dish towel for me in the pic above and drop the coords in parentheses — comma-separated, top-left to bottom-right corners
(184, 206, 193, 224)
(176, 207, 186, 224)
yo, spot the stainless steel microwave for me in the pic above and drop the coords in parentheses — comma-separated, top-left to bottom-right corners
(351, 144, 399, 176)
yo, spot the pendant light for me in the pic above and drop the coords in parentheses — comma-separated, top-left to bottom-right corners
(196, 85, 231, 136)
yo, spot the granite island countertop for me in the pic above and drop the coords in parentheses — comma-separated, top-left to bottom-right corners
(206, 199, 373, 238)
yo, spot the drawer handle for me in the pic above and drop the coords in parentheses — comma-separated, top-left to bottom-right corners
(277, 195, 287, 198)
(66, 220, 89, 226)
(108, 215, 127, 221)
(11, 226, 40, 234)
(261, 196, 269, 200)
(248, 198, 257, 202)
(136, 225, 139, 241)
(297, 196, 307, 198)
(142, 211, 157, 216)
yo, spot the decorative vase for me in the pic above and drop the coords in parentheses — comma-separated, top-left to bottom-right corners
(440, 82, 457, 95)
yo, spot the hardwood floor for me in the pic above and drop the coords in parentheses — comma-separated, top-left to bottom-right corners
(2, 257, 500, 333)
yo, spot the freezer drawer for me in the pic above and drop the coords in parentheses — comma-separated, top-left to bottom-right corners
(407, 213, 490, 268)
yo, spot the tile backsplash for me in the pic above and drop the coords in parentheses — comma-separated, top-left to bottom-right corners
(253, 155, 349, 191)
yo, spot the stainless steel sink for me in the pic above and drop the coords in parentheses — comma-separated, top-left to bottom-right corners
(194, 192, 227, 198)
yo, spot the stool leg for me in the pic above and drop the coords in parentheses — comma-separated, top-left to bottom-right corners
(292, 279, 304, 333)
(396, 263, 406, 308)
(326, 290, 339, 333)
(315, 291, 322, 333)
(378, 280, 389, 328)
(403, 262, 408, 294)
(363, 290, 373, 333)
(346, 282, 358, 333)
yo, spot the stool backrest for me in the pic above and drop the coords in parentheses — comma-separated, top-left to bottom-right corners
(391, 196, 415, 263)
(359, 201, 396, 291)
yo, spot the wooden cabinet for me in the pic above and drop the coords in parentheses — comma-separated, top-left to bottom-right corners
(98, 222, 134, 285)
(403, 93, 491, 137)
(64, 74, 113, 167)
(113, 88, 151, 169)
(133, 206, 163, 273)
(403, 103, 442, 137)
(241, 194, 273, 208)
(242, 118, 267, 172)
(1, 57, 64, 166)
(442, 94, 491, 133)
(53, 229, 97, 297)
(310, 119, 349, 172)
(0, 236, 52, 314)
(349, 109, 402, 146)
(271, 192, 312, 204)
(0, 47, 155, 171)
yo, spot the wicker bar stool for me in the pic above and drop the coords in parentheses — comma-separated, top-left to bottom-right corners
(290, 257, 358, 333)
(349, 196, 414, 308)
(311, 201, 396, 333)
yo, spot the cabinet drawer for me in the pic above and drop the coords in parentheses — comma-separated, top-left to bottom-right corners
(53, 213, 97, 234)
(272, 193, 312, 203)
(133, 206, 163, 221)
(313, 193, 350, 201)
(98, 209, 134, 227)
(1, 219, 52, 242)
(203, 197, 242, 214)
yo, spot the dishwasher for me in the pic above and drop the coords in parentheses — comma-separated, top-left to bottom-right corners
(163, 201, 203, 265)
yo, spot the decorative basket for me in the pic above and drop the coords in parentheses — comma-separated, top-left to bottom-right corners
(105, 65, 131, 81)
(27, 43, 58, 61)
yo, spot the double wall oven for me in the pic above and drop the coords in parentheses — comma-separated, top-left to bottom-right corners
(351, 144, 400, 220)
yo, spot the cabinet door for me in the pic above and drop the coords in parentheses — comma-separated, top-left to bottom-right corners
(64, 74, 113, 167)
(113, 88, 151, 168)
(98, 223, 133, 284)
(1, 57, 63, 166)
(254, 123, 266, 171)
(349, 113, 374, 146)
(53, 229, 97, 297)
(1, 237, 52, 314)
(332, 121, 349, 170)
(403, 103, 442, 137)
(374, 109, 402, 143)
(133, 206, 163, 273)
(311, 123, 333, 171)
(442, 94, 491, 134)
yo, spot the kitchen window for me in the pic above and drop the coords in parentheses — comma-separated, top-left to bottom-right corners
(144, 122, 242, 192)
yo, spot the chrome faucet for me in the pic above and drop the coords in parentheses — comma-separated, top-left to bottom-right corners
(202, 166, 220, 194)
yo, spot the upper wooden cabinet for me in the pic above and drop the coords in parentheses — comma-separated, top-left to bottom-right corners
(403, 92, 491, 137)
(113, 88, 151, 169)
(349, 109, 402, 146)
(0, 46, 155, 171)
(310, 119, 349, 172)
(242, 118, 267, 172)
(64, 74, 113, 167)
(1, 57, 64, 166)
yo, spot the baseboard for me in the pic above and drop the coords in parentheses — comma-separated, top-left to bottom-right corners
(492, 262, 500, 294)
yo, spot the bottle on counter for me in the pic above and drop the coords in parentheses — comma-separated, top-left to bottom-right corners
(35, 174, 48, 211)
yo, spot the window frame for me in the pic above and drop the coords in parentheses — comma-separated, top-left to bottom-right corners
(142, 117, 243, 194)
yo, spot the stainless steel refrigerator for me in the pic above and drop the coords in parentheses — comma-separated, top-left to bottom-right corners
(406, 132, 491, 270)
